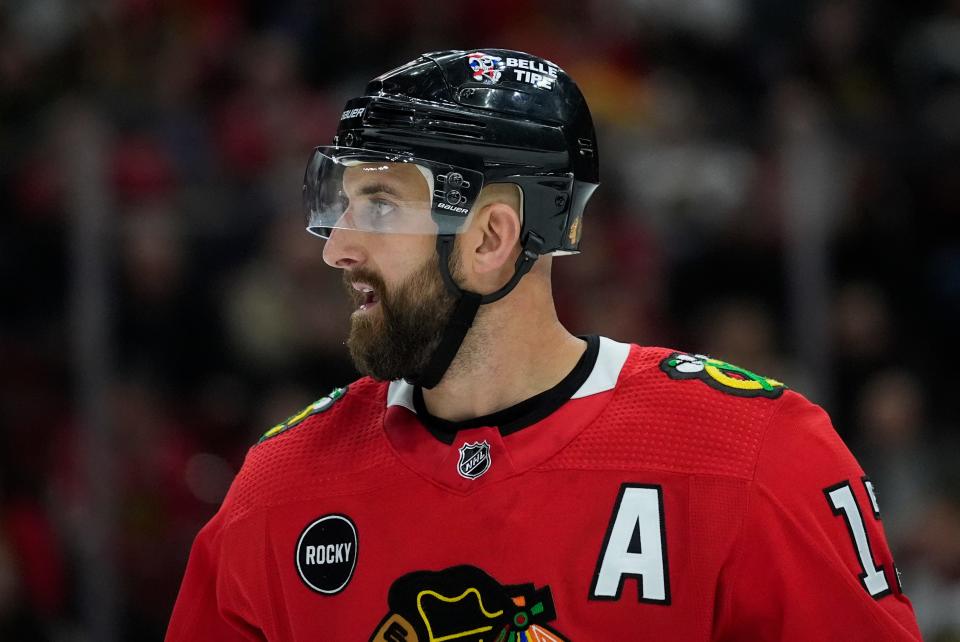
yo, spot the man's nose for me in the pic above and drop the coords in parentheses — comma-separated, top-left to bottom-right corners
(321, 226, 366, 268)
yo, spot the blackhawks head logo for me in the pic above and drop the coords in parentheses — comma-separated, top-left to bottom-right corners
(660, 352, 785, 399)
(370, 565, 569, 642)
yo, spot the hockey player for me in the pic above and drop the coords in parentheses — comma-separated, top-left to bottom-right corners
(166, 49, 922, 641)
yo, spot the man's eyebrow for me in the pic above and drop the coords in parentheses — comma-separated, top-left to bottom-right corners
(355, 182, 401, 197)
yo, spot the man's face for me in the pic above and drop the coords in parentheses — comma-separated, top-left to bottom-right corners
(322, 163, 461, 381)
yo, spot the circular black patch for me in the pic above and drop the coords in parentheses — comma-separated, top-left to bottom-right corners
(295, 514, 358, 595)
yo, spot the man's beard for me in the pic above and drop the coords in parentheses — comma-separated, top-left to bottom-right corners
(344, 249, 461, 382)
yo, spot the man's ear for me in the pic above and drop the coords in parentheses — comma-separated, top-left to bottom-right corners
(468, 201, 522, 275)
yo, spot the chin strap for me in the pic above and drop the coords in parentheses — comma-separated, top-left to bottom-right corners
(409, 232, 544, 389)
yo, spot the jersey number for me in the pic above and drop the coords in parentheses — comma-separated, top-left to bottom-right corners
(824, 479, 891, 598)
(591, 484, 670, 604)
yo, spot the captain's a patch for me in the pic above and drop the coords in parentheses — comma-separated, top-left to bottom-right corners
(258, 387, 348, 444)
(660, 353, 785, 399)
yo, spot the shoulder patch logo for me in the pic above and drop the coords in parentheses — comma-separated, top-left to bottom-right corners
(258, 386, 348, 444)
(660, 353, 785, 399)
(295, 513, 358, 595)
(457, 440, 492, 480)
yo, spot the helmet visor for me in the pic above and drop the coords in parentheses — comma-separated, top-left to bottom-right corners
(303, 146, 484, 237)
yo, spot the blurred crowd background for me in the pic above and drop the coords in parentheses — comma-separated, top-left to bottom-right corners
(2, 0, 959, 640)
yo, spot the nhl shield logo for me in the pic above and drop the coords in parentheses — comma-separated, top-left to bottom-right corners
(457, 440, 491, 480)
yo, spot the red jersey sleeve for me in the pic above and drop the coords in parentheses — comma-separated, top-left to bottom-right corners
(165, 502, 265, 642)
(713, 391, 922, 641)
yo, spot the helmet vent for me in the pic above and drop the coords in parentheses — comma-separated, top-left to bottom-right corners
(366, 104, 416, 127)
(424, 113, 487, 140)
(366, 104, 486, 140)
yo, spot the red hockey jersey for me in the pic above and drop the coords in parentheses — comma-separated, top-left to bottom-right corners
(166, 337, 922, 641)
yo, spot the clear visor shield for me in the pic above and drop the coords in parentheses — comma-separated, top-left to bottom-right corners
(303, 147, 484, 238)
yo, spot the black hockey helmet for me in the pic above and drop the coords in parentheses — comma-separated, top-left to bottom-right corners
(305, 49, 599, 254)
(304, 49, 600, 387)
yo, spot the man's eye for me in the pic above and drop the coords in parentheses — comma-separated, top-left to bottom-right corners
(369, 198, 396, 219)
